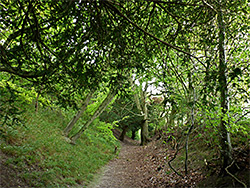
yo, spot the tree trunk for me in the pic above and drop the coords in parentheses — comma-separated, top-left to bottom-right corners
(141, 119, 149, 145)
(131, 129, 136, 140)
(140, 88, 149, 146)
(133, 87, 142, 112)
(119, 125, 128, 141)
(64, 91, 94, 137)
(70, 89, 116, 144)
(35, 91, 40, 113)
(169, 102, 177, 126)
(185, 69, 195, 175)
(217, 5, 233, 168)
(35, 86, 43, 113)
(130, 77, 149, 145)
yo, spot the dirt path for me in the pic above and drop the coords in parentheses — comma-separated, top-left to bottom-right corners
(88, 140, 144, 188)
(87, 130, 205, 188)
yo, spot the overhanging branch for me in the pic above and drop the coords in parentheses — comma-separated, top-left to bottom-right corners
(105, 1, 203, 64)
(147, 0, 201, 6)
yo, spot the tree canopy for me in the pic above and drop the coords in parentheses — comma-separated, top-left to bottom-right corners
(1, 0, 249, 171)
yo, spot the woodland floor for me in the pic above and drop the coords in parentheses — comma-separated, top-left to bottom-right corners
(88, 129, 250, 188)
(0, 149, 29, 188)
(88, 130, 204, 188)
(1, 129, 249, 188)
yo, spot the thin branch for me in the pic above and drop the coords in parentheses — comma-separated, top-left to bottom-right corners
(168, 143, 184, 178)
(156, 3, 181, 24)
(0, 66, 47, 78)
(155, 42, 187, 93)
(225, 160, 247, 188)
(185, 97, 195, 175)
(202, 0, 217, 12)
(145, 2, 156, 31)
(168, 57, 189, 92)
(104, 1, 203, 64)
(234, 111, 250, 124)
(123, 107, 145, 117)
(20, 1, 34, 59)
(147, 0, 201, 7)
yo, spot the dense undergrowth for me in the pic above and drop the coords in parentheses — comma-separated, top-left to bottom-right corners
(0, 104, 120, 187)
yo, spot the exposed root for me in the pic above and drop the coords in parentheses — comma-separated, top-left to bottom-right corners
(168, 143, 184, 178)
(225, 160, 247, 188)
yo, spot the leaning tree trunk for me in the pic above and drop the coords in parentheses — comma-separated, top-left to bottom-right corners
(70, 89, 116, 144)
(119, 124, 128, 141)
(217, 5, 233, 168)
(64, 91, 94, 137)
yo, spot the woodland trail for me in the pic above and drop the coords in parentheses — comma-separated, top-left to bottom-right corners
(88, 138, 143, 188)
(87, 130, 205, 188)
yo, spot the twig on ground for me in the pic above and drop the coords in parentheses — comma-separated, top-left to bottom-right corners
(168, 143, 184, 178)
(225, 160, 247, 188)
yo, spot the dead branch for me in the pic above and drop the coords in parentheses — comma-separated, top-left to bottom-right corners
(225, 160, 247, 188)
(168, 143, 184, 178)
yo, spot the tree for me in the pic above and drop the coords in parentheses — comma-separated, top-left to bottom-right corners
(130, 78, 151, 146)
(113, 97, 142, 141)
(1, 1, 249, 171)
(217, 2, 233, 168)
(146, 0, 249, 169)
(70, 88, 117, 144)
(63, 91, 94, 137)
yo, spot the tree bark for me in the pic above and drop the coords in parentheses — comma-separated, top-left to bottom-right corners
(133, 86, 142, 112)
(64, 91, 94, 137)
(217, 5, 233, 168)
(35, 90, 40, 113)
(119, 125, 128, 141)
(130, 77, 149, 145)
(140, 88, 149, 145)
(131, 129, 136, 140)
(169, 102, 177, 126)
(70, 89, 116, 144)
(185, 69, 195, 175)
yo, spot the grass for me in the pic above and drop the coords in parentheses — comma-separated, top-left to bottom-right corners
(0, 105, 120, 187)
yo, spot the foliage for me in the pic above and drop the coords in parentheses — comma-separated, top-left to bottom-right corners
(0, 80, 23, 127)
(100, 93, 143, 138)
(0, 73, 52, 128)
(95, 120, 118, 146)
(0, 104, 119, 187)
(1, 0, 249, 184)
